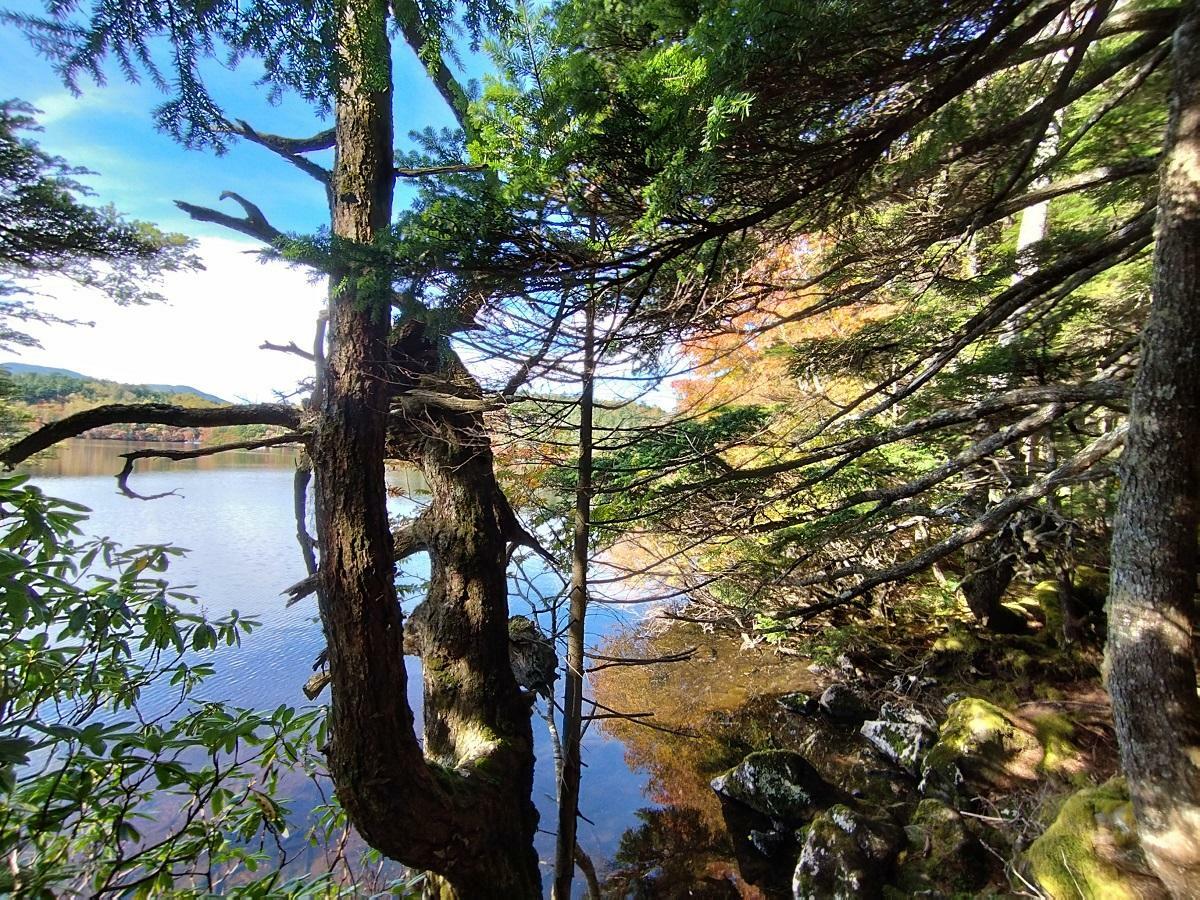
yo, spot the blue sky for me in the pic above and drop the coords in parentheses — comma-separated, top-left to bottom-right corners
(0, 3, 476, 236)
(1, 8, 679, 408)
(0, 5, 489, 399)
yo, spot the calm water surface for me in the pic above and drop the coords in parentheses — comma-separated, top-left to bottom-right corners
(18, 439, 712, 893)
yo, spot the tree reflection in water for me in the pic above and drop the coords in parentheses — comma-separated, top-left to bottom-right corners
(590, 619, 823, 897)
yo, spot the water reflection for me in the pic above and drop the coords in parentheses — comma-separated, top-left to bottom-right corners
(591, 622, 823, 897)
(21, 438, 305, 479)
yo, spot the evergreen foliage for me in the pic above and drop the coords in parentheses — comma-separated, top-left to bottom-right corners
(0, 101, 197, 349)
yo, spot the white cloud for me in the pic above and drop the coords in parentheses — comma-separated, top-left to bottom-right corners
(10, 237, 325, 402)
(28, 91, 85, 126)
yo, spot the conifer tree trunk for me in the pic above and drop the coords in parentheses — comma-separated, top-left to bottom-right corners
(1107, 4, 1200, 895)
(309, 1, 539, 894)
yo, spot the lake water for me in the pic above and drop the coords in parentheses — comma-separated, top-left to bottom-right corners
(19, 439, 804, 896)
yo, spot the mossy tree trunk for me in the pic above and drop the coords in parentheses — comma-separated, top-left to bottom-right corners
(1107, 4, 1200, 896)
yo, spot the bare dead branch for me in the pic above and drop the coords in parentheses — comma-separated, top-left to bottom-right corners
(174, 193, 284, 245)
(115, 433, 308, 499)
(395, 163, 486, 178)
(294, 454, 318, 578)
(260, 340, 316, 361)
(584, 646, 698, 673)
(225, 119, 332, 186)
(223, 122, 335, 154)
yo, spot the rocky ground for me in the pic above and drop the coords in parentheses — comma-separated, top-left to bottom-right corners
(705, 624, 1166, 899)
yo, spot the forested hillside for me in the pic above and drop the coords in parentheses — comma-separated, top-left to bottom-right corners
(0, 364, 281, 443)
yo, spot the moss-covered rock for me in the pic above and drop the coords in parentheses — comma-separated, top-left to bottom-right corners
(931, 626, 982, 657)
(1030, 711, 1086, 782)
(1024, 778, 1167, 900)
(792, 804, 902, 899)
(711, 750, 836, 826)
(860, 718, 934, 776)
(919, 697, 1041, 798)
(1034, 579, 1065, 637)
(1032, 567, 1108, 646)
(888, 799, 987, 896)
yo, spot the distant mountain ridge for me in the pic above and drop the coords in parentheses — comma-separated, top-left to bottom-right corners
(0, 362, 228, 404)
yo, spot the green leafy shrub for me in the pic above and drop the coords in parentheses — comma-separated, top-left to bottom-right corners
(0, 474, 333, 897)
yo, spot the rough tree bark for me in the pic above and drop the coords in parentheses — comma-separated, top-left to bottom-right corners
(385, 319, 541, 895)
(307, 1, 541, 894)
(1107, 3, 1200, 896)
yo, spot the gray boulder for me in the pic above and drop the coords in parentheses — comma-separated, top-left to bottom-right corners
(859, 719, 934, 776)
(819, 683, 872, 724)
(711, 750, 836, 825)
(792, 804, 903, 899)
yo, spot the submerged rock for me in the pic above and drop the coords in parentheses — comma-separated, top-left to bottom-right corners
(919, 696, 1041, 798)
(819, 683, 872, 725)
(792, 804, 902, 899)
(711, 750, 836, 826)
(778, 691, 819, 716)
(889, 799, 987, 896)
(1024, 778, 1167, 900)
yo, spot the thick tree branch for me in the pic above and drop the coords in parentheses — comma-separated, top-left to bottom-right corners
(225, 118, 332, 187)
(778, 425, 1127, 619)
(495, 489, 557, 567)
(1011, 4, 1181, 67)
(395, 163, 486, 178)
(223, 123, 335, 154)
(0, 403, 302, 468)
(390, 1, 471, 131)
(990, 155, 1160, 221)
(283, 515, 431, 606)
(394, 389, 503, 414)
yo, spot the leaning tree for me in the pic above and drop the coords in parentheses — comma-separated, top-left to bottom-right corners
(1, 0, 556, 894)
